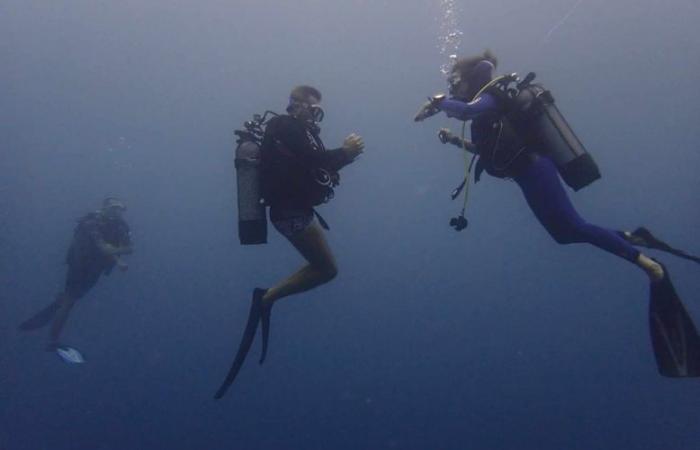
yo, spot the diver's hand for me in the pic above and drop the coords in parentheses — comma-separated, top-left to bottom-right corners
(414, 94, 446, 122)
(342, 133, 364, 160)
(438, 127, 475, 151)
(438, 128, 453, 144)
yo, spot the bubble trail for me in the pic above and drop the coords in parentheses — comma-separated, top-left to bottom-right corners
(437, 0, 463, 75)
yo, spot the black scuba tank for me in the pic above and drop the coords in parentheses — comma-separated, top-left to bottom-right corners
(513, 83, 601, 190)
(234, 113, 278, 245)
(235, 139, 267, 244)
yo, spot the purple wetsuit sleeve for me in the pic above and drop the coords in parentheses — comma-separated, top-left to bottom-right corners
(437, 94, 499, 121)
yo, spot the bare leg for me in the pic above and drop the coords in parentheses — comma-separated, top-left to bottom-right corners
(263, 221, 338, 305)
(48, 293, 78, 349)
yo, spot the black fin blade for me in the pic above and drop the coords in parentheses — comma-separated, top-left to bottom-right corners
(628, 227, 700, 265)
(649, 268, 700, 377)
(19, 300, 61, 331)
(214, 297, 263, 399)
(259, 304, 272, 365)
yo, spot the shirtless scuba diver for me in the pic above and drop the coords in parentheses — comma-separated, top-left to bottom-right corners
(414, 50, 700, 377)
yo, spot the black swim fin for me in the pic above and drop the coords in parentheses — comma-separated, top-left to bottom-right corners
(259, 298, 272, 365)
(649, 265, 700, 377)
(18, 299, 61, 331)
(214, 288, 266, 399)
(624, 227, 700, 265)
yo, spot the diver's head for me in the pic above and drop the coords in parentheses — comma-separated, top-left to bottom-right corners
(102, 197, 126, 217)
(448, 50, 498, 100)
(287, 85, 324, 124)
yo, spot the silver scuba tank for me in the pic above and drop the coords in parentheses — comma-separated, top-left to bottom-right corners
(514, 83, 601, 191)
(235, 139, 267, 244)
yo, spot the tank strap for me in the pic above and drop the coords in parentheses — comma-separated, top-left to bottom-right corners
(313, 209, 330, 231)
(470, 74, 517, 102)
(474, 158, 485, 182)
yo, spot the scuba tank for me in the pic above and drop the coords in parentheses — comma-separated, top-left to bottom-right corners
(234, 112, 277, 245)
(507, 73, 601, 190)
(448, 71, 600, 232)
(477, 72, 601, 190)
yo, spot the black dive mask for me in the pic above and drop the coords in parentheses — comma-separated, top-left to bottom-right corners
(287, 99, 325, 123)
(309, 104, 324, 122)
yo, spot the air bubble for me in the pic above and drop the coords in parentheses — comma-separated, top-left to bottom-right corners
(437, 0, 463, 75)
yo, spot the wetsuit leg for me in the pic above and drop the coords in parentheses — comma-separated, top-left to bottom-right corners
(18, 298, 62, 331)
(514, 156, 640, 262)
(19, 257, 103, 333)
(65, 260, 103, 300)
(48, 261, 104, 346)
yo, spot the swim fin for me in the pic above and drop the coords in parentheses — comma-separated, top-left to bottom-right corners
(214, 288, 266, 399)
(18, 299, 61, 331)
(623, 227, 700, 264)
(649, 265, 700, 377)
(55, 346, 85, 364)
(259, 298, 272, 365)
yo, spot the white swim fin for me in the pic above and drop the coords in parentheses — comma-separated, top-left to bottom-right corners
(56, 346, 85, 364)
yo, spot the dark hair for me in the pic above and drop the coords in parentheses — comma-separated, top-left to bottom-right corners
(450, 49, 498, 78)
(290, 85, 322, 103)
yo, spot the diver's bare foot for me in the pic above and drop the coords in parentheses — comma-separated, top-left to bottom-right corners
(261, 288, 276, 307)
(637, 254, 664, 282)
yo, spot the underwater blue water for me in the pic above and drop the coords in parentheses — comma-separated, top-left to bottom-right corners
(2, 0, 700, 449)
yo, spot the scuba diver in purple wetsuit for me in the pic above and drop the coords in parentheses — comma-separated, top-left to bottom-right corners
(415, 50, 700, 377)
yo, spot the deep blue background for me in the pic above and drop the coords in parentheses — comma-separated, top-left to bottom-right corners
(2, 1, 700, 449)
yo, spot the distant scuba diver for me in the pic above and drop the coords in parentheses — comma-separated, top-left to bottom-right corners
(415, 50, 700, 377)
(19, 197, 133, 363)
(215, 85, 364, 398)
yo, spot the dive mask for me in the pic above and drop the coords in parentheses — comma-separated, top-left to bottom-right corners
(288, 98, 325, 123)
(447, 72, 462, 96)
(103, 197, 126, 212)
(103, 201, 126, 217)
(308, 104, 324, 122)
